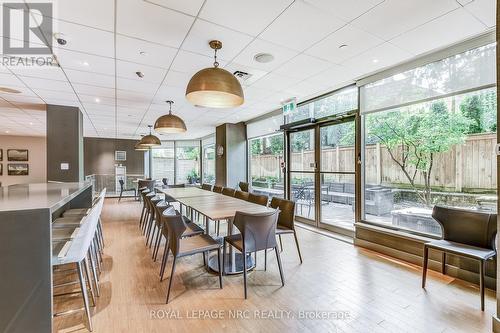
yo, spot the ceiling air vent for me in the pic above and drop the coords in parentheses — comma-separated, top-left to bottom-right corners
(233, 70, 252, 81)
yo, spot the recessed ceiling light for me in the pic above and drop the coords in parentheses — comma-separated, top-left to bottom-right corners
(0, 87, 21, 94)
(29, 122, 33, 125)
(372, 59, 379, 63)
(139, 51, 147, 56)
(82, 61, 89, 67)
(5, 130, 10, 133)
(254, 53, 274, 63)
(339, 44, 348, 49)
(95, 98, 101, 103)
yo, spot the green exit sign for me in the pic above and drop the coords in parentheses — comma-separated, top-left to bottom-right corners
(282, 97, 297, 115)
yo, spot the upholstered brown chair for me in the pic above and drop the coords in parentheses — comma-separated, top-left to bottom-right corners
(422, 206, 497, 310)
(222, 187, 236, 197)
(212, 185, 223, 193)
(201, 183, 213, 191)
(238, 182, 249, 192)
(223, 210, 283, 299)
(138, 179, 155, 191)
(247, 193, 268, 206)
(159, 206, 204, 280)
(161, 207, 222, 303)
(235, 190, 250, 201)
(270, 197, 303, 266)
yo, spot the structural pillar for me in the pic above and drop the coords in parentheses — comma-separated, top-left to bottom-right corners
(46, 104, 84, 182)
(215, 122, 247, 187)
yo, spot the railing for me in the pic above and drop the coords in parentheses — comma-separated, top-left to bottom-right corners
(85, 174, 146, 197)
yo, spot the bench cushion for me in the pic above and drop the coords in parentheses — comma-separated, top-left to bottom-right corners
(425, 239, 496, 260)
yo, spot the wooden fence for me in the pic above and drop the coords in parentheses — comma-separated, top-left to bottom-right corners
(251, 132, 497, 192)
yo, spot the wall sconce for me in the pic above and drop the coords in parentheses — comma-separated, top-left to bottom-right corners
(216, 144, 224, 158)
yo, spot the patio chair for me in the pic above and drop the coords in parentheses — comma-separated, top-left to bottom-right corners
(422, 206, 497, 311)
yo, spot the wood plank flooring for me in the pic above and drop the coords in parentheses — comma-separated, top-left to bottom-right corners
(53, 198, 495, 333)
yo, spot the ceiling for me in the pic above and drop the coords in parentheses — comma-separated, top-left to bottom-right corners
(0, 0, 495, 139)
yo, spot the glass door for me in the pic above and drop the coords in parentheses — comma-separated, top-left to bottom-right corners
(319, 120, 356, 231)
(288, 128, 316, 223)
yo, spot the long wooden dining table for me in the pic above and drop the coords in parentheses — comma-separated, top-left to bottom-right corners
(157, 187, 275, 274)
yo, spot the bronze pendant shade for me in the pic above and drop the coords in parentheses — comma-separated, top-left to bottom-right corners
(134, 142, 149, 151)
(154, 100, 187, 134)
(139, 125, 161, 147)
(185, 40, 244, 108)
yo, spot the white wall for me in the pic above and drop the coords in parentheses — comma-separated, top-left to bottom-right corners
(0, 135, 46, 186)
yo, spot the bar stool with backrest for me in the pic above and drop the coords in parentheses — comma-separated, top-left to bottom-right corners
(161, 207, 223, 303)
(422, 206, 497, 311)
(222, 187, 236, 197)
(159, 206, 205, 280)
(145, 195, 163, 246)
(223, 210, 283, 299)
(52, 190, 106, 331)
(141, 192, 156, 234)
(269, 197, 303, 269)
(139, 189, 152, 229)
(247, 193, 269, 206)
(212, 185, 223, 193)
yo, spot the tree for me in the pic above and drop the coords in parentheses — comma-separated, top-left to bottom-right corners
(460, 95, 483, 133)
(251, 139, 261, 155)
(366, 102, 471, 206)
(268, 135, 284, 156)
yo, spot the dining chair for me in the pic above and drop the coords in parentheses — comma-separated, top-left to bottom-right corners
(159, 206, 205, 280)
(422, 206, 497, 310)
(269, 197, 303, 268)
(222, 187, 236, 197)
(139, 189, 151, 229)
(118, 179, 136, 202)
(161, 207, 223, 303)
(247, 193, 269, 206)
(223, 210, 283, 299)
(162, 178, 168, 186)
(212, 185, 223, 193)
(238, 182, 249, 192)
(141, 192, 156, 234)
(201, 183, 213, 191)
(151, 200, 171, 261)
(145, 196, 163, 244)
(235, 190, 250, 201)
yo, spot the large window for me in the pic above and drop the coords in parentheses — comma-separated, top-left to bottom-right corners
(202, 136, 215, 184)
(247, 113, 284, 197)
(249, 133, 284, 197)
(361, 43, 497, 237)
(175, 141, 200, 185)
(151, 142, 174, 184)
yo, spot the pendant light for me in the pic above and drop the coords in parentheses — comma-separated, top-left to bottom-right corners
(185, 40, 244, 108)
(134, 140, 149, 151)
(139, 125, 161, 147)
(154, 100, 187, 133)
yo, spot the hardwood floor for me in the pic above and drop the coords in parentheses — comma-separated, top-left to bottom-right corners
(53, 198, 495, 333)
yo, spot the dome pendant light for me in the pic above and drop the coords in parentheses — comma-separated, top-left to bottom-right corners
(134, 137, 149, 151)
(154, 100, 187, 134)
(139, 125, 161, 147)
(185, 40, 244, 108)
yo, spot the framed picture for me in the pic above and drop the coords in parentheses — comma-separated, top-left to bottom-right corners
(8, 163, 29, 176)
(0, 149, 3, 161)
(7, 149, 28, 161)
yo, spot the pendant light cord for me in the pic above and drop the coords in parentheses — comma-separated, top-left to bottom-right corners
(213, 48, 219, 68)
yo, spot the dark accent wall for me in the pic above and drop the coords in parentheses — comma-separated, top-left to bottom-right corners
(84, 137, 144, 176)
(46, 104, 83, 182)
(215, 123, 247, 187)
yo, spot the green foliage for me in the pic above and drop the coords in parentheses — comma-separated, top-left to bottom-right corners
(267, 135, 284, 156)
(367, 102, 471, 205)
(459, 90, 497, 133)
(184, 147, 200, 160)
(251, 139, 261, 155)
(291, 131, 311, 152)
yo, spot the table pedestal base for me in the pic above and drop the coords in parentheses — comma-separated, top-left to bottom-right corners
(207, 253, 255, 275)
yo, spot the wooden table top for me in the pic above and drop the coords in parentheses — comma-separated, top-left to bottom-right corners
(160, 188, 274, 220)
(157, 187, 218, 199)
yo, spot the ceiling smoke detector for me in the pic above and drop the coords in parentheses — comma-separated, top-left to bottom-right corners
(254, 53, 274, 63)
(233, 70, 252, 81)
